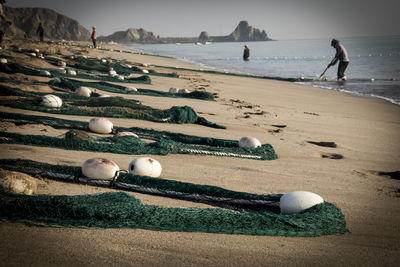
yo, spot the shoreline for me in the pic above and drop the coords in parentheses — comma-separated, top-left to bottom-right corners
(1, 39, 399, 266)
(125, 40, 400, 106)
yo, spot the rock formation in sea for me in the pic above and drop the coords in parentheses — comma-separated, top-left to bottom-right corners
(99, 21, 271, 44)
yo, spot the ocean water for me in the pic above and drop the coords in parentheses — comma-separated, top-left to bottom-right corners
(126, 36, 400, 105)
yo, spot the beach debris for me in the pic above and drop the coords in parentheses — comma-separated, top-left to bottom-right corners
(280, 191, 324, 214)
(114, 131, 139, 138)
(40, 94, 63, 108)
(178, 88, 190, 94)
(370, 78, 375, 82)
(141, 63, 149, 67)
(34, 49, 40, 53)
(320, 153, 343, 159)
(238, 136, 262, 148)
(307, 141, 337, 148)
(169, 87, 179, 94)
(75, 86, 92, 97)
(129, 157, 162, 177)
(125, 86, 137, 92)
(117, 75, 124, 81)
(142, 69, 149, 74)
(101, 59, 107, 63)
(89, 118, 113, 134)
(29, 52, 37, 57)
(82, 158, 120, 180)
(0, 169, 37, 195)
(40, 70, 51, 76)
(0, 58, 7, 64)
(98, 94, 110, 98)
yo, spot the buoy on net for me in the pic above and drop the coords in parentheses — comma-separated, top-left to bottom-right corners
(125, 86, 137, 92)
(178, 88, 190, 94)
(142, 69, 149, 74)
(81, 158, 120, 180)
(129, 157, 162, 177)
(75, 86, 92, 97)
(169, 87, 179, 94)
(280, 191, 324, 214)
(67, 69, 77, 76)
(238, 136, 262, 148)
(0, 58, 8, 64)
(88, 118, 113, 134)
(57, 61, 67, 67)
(40, 94, 63, 108)
(40, 70, 51, 76)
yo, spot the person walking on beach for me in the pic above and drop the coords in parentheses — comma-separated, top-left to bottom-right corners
(37, 22, 44, 42)
(91, 26, 97, 48)
(0, 0, 12, 48)
(327, 39, 349, 81)
(243, 44, 250, 61)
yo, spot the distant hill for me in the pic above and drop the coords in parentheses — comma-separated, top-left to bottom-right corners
(98, 21, 271, 44)
(4, 6, 90, 41)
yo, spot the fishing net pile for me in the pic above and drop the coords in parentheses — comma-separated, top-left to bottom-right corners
(0, 84, 225, 128)
(49, 77, 215, 101)
(0, 61, 152, 84)
(0, 112, 276, 160)
(0, 159, 348, 237)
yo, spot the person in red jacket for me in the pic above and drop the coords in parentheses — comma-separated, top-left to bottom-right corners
(91, 26, 97, 48)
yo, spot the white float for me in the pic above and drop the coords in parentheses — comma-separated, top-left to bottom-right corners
(114, 131, 139, 137)
(142, 69, 149, 74)
(169, 87, 179, 94)
(88, 118, 113, 134)
(40, 94, 63, 108)
(57, 61, 67, 67)
(370, 78, 375, 82)
(29, 52, 37, 57)
(129, 157, 162, 177)
(117, 75, 124, 81)
(101, 59, 107, 63)
(75, 86, 92, 97)
(125, 86, 137, 92)
(34, 49, 40, 53)
(109, 69, 117, 77)
(280, 191, 324, 214)
(178, 88, 190, 94)
(0, 58, 7, 64)
(40, 70, 51, 76)
(238, 136, 262, 148)
(81, 158, 120, 180)
(67, 69, 77, 76)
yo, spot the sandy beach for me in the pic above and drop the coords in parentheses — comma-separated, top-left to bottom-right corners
(0, 39, 399, 266)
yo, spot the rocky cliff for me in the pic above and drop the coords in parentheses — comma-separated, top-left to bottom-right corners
(4, 6, 90, 41)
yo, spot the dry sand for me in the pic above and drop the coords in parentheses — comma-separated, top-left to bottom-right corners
(0, 39, 399, 266)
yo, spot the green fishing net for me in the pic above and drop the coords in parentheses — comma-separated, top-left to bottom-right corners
(0, 84, 225, 128)
(49, 77, 215, 101)
(0, 112, 276, 160)
(0, 159, 348, 237)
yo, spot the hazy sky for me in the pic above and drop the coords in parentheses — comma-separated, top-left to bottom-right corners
(7, 0, 400, 40)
